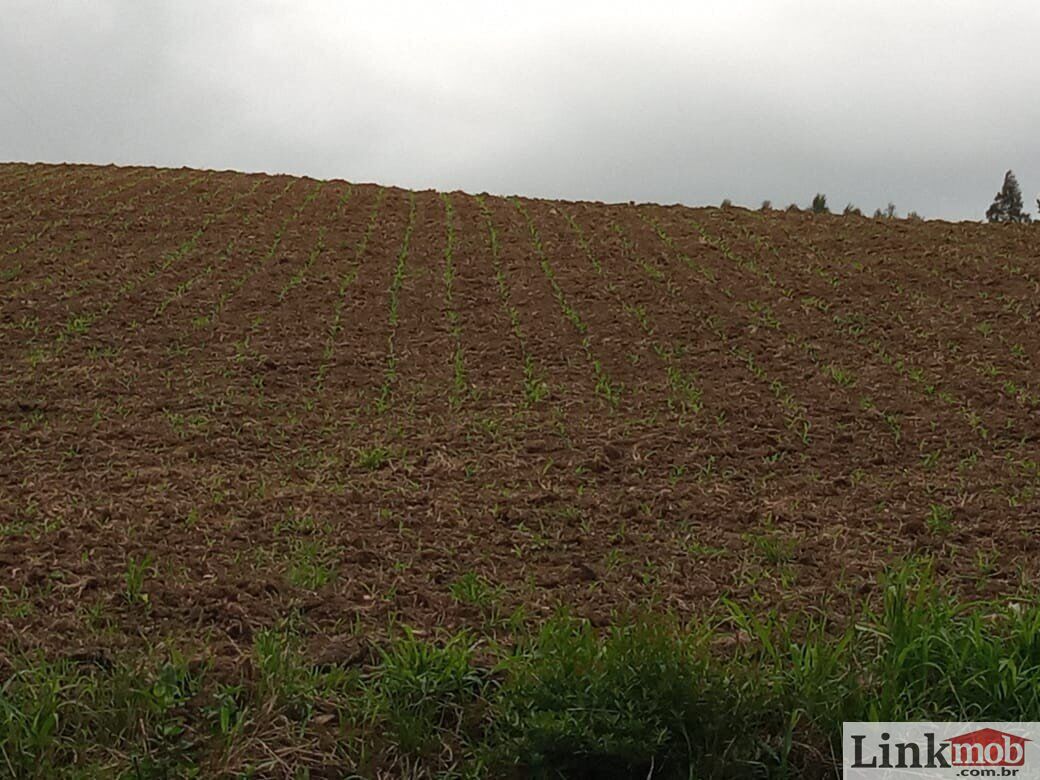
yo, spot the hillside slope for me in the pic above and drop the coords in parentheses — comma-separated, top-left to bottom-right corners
(2, 161, 1040, 657)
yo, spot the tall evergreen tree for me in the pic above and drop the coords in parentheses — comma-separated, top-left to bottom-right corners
(986, 170, 1031, 223)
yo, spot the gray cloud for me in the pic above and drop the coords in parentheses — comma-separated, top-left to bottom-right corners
(2, 0, 1038, 219)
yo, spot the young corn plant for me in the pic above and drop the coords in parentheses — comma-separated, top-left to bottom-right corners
(666, 365, 704, 415)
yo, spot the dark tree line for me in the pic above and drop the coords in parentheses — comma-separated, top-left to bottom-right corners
(740, 170, 1037, 223)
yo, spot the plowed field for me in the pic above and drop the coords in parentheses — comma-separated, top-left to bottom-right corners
(3, 161, 1039, 663)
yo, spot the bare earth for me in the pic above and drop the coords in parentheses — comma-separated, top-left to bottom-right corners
(2, 162, 1039, 669)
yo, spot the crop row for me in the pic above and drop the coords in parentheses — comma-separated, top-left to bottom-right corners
(700, 213, 1038, 515)
(440, 194, 469, 407)
(1, 168, 159, 278)
(316, 189, 387, 391)
(1, 171, 207, 316)
(475, 196, 549, 407)
(375, 192, 418, 413)
(737, 217, 1022, 446)
(513, 199, 621, 407)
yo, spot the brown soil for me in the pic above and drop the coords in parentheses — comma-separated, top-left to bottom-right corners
(2, 163, 1039, 666)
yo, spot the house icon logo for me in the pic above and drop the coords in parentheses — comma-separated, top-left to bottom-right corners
(843, 722, 1040, 778)
(948, 728, 1029, 767)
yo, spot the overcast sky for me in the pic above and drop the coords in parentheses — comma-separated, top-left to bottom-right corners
(1, 1, 1038, 220)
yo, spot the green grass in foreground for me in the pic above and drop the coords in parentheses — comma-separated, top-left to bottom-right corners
(3, 559, 1040, 778)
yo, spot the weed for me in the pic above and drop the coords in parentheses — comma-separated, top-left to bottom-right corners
(747, 532, 798, 565)
(287, 539, 337, 590)
(2, 562, 1040, 776)
(450, 572, 502, 610)
(925, 503, 953, 535)
(123, 554, 152, 606)
(370, 629, 487, 757)
(495, 616, 743, 777)
(253, 627, 318, 710)
(666, 365, 703, 414)
(355, 446, 391, 471)
(824, 363, 856, 387)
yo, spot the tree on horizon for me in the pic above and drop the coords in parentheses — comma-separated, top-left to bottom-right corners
(986, 170, 1031, 223)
